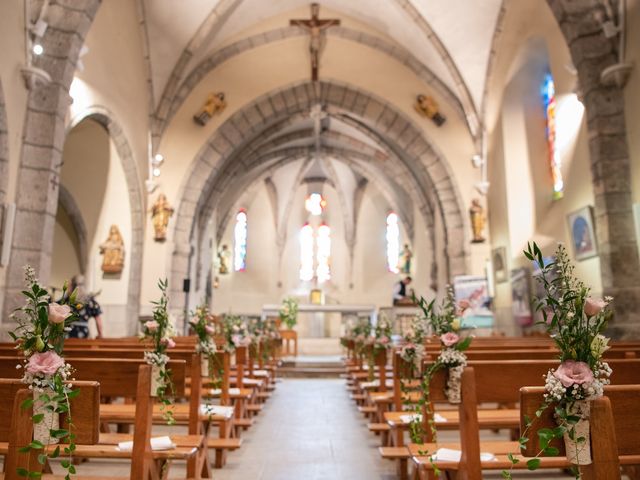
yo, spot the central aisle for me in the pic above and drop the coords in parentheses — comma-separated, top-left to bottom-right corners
(215, 378, 396, 480)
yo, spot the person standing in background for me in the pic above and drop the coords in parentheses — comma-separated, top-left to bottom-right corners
(66, 275, 104, 339)
(393, 276, 413, 305)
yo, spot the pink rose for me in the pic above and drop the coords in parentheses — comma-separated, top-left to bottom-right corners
(161, 338, 176, 348)
(205, 325, 215, 335)
(440, 332, 460, 347)
(189, 317, 198, 326)
(584, 297, 606, 317)
(26, 351, 65, 376)
(553, 360, 594, 388)
(144, 320, 159, 332)
(48, 303, 72, 324)
(379, 336, 389, 344)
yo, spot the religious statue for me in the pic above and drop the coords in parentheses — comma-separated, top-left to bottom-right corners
(151, 193, 174, 242)
(99, 225, 125, 274)
(469, 198, 486, 243)
(400, 244, 413, 274)
(414, 94, 446, 126)
(290, 3, 340, 82)
(193, 92, 226, 126)
(218, 244, 231, 275)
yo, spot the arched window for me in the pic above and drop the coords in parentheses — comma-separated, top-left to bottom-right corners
(542, 73, 563, 199)
(386, 212, 400, 273)
(300, 223, 315, 281)
(305, 193, 326, 216)
(316, 223, 331, 283)
(233, 210, 247, 271)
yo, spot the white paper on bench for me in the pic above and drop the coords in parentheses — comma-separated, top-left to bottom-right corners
(430, 448, 496, 462)
(243, 378, 262, 385)
(117, 436, 176, 452)
(199, 404, 235, 418)
(399, 413, 447, 423)
(253, 369, 269, 377)
(210, 387, 241, 395)
(360, 380, 393, 388)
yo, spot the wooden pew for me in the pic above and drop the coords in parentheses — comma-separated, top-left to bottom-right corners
(0, 358, 205, 479)
(405, 359, 640, 479)
(521, 385, 640, 480)
(0, 380, 100, 480)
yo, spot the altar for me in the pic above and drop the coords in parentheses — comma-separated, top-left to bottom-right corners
(261, 304, 376, 338)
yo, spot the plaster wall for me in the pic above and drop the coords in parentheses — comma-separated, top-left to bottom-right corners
(57, 120, 132, 336)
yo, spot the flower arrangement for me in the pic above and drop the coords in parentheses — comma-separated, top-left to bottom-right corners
(410, 288, 471, 448)
(222, 314, 252, 351)
(279, 297, 299, 330)
(10, 266, 80, 480)
(140, 279, 176, 424)
(399, 314, 430, 370)
(189, 303, 217, 355)
(504, 243, 613, 478)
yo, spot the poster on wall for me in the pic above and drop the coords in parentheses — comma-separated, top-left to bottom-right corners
(567, 206, 598, 261)
(510, 268, 533, 327)
(453, 275, 494, 329)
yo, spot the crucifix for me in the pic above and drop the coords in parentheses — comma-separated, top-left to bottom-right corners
(290, 3, 340, 82)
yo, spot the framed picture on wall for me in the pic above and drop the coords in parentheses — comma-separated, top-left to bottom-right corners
(491, 247, 507, 284)
(567, 206, 598, 261)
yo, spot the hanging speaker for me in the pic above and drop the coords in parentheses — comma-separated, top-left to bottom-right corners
(183, 278, 191, 292)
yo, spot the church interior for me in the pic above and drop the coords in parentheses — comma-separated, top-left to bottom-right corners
(1, 0, 640, 479)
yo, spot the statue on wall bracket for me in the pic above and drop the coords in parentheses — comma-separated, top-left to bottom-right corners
(400, 243, 413, 274)
(99, 225, 125, 274)
(469, 198, 486, 243)
(193, 92, 226, 126)
(414, 94, 446, 126)
(151, 193, 174, 242)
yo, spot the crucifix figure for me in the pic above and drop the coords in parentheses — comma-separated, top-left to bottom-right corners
(290, 3, 340, 82)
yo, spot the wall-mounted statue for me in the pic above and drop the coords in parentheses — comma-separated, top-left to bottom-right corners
(151, 193, 174, 242)
(414, 94, 446, 126)
(193, 92, 226, 126)
(400, 243, 413, 274)
(218, 244, 231, 275)
(469, 198, 486, 243)
(99, 225, 125, 274)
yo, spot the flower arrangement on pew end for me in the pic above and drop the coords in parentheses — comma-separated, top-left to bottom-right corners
(361, 315, 392, 382)
(399, 314, 429, 374)
(140, 278, 176, 425)
(190, 303, 223, 384)
(279, 297, 299, 330)
(222, 314, 253, 351)
(10, 266, 80, 480)
(410, 288, 472, 445)
(503, 242, 613, 480)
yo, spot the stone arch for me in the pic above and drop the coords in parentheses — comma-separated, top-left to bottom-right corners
(153, 25, 469, 146)
(169, 80, 468, 309)
(57, 185, 89, 274)
(3, 0, 102, 320)
(66, 106, 145, 327)
(545, 0, 640, 336)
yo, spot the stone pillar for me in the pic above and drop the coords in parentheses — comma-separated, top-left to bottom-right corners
(548, 0, 640, 337)
(1, 0, 102, 327)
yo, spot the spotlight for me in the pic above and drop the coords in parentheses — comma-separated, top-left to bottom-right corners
(32, 44, 44, 56)
(474, 181, 490, 196)
(152, 167, 161, 177)
(153, 153, 164, 166)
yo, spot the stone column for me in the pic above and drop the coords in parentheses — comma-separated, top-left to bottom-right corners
(1, 0, 101, 328)
(548, 0, 640, 337)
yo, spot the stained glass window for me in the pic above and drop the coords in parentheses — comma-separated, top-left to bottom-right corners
(300, 223, 315, 281)
(305, 193, 326, 216)
(542, 72, 564, 199)
(233, 210, 247, 271)
(386, 213, 400, 273)
(316, 223, 331, 283)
